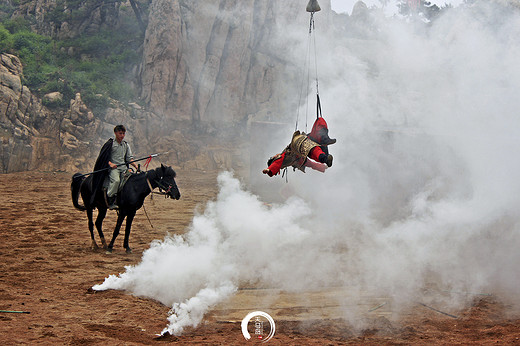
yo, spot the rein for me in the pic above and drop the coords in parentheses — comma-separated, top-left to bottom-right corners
(143, 174, 172, 229)
(146, 178, 172, 198)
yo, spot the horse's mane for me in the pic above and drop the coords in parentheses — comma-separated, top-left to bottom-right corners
(146, 165, 176, 180)
(164, 166, 176, 178)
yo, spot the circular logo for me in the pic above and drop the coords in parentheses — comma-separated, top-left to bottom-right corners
(241, 311, 276, 343)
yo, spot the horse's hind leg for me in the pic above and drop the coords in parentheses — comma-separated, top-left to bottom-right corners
(86, 209, 98, 249)
(123, 210, 136, 254)
(95, 208, 108, 249)
(107, 212, 126, 253)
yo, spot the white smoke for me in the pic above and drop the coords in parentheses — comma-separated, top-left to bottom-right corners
(163, 284, 236, 335)
(93, 2, 520, 335)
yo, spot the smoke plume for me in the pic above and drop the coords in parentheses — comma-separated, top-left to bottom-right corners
(93, 1, 520, 335)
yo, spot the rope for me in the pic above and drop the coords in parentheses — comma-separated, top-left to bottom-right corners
(295, 17, 312, 132)
(312, 12, 319, 96)
(311, 11, 320, 123)
(142, 203, 154, 229)
(295, 11, 320, 133)
(281, 167, 288, 183)
(142, 176, 170, 229)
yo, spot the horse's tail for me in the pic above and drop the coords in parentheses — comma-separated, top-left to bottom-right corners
(71, 173, 87, 211)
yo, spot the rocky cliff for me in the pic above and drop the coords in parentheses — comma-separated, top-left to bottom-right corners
(140, 0, 332, 130)
(0, 51, 195, 173)
(1, 0, 341, 174)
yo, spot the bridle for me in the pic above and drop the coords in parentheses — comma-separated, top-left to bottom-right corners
(156, 179, 173, 195)
(142, 173, 177, 229)
(146, 177, 174, 198)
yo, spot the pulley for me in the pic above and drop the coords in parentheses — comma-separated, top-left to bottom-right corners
(306, 0, 321, 13)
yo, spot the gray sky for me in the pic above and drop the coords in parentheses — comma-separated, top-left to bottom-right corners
(330, 0, 465, 15)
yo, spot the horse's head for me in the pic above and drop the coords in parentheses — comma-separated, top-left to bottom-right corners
(156, 164, 181, 200)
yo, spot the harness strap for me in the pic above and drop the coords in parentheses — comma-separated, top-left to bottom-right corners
(147, 178, 170, 197)
(316, 93, 322, 119)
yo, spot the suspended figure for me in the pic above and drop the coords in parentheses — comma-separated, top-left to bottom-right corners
(262, 117, 336, 177)
(262, 0, 336, 178)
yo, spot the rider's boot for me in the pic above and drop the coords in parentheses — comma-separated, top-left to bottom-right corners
(107, 195, 118, 210)
(319, 153, 333, 167)
(326, 154, 333, 167)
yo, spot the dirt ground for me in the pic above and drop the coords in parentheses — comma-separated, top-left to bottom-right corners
(1, 170, 520, 345)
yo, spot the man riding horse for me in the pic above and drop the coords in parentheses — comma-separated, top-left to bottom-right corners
(93, 125, 138, 210)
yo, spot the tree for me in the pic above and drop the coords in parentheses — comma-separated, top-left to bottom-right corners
(397, 0, 442, 21)
(128, 0, 146, 34)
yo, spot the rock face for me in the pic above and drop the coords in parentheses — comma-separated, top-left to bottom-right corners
(0, 53, 100, 172)
(140, 0, 332, 132)
(0, 52, 205, 173)
(1, 53, 57, 172)
(1, 0, 336, 173)
(12, 0, 123, 39)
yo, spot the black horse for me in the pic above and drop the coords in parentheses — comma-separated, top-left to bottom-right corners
(71, 164, 180, 253)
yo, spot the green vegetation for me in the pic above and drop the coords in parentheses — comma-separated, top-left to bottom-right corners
(0, 1, 146, 114)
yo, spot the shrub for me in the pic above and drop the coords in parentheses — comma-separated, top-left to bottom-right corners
(0, 24, 13, 51)
(2, 4, 145, 113)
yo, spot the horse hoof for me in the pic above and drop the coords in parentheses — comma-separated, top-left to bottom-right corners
(125, 247, 132, 254)
(106, 248, 113, 254)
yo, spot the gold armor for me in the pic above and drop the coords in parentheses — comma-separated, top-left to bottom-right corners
(278, 131, 320, 172)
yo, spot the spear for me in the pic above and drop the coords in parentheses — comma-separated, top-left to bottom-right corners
(74, 153, 162, 179)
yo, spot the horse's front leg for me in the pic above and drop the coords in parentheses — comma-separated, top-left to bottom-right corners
(106, 212, 126, 253)
(95, 207, 108, 249)
(86, 208, 97, 249)
(123, 210, 136, 253)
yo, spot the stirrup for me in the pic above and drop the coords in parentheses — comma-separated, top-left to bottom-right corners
(104, 190, 110, 207)
(106, 194, 118, 210)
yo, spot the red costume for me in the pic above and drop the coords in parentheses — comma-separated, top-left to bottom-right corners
(309, 117, 329, 143)
(265, 146, 327, 176)
(263, 117, 336, 177)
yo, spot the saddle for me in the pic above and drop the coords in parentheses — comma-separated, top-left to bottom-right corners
(102, 170, 137, 192)
(118, 170, 134, 193)
(103, 170, 142, 209)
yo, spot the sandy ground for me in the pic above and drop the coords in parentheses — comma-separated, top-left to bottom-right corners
(1, 170, 520, 345)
